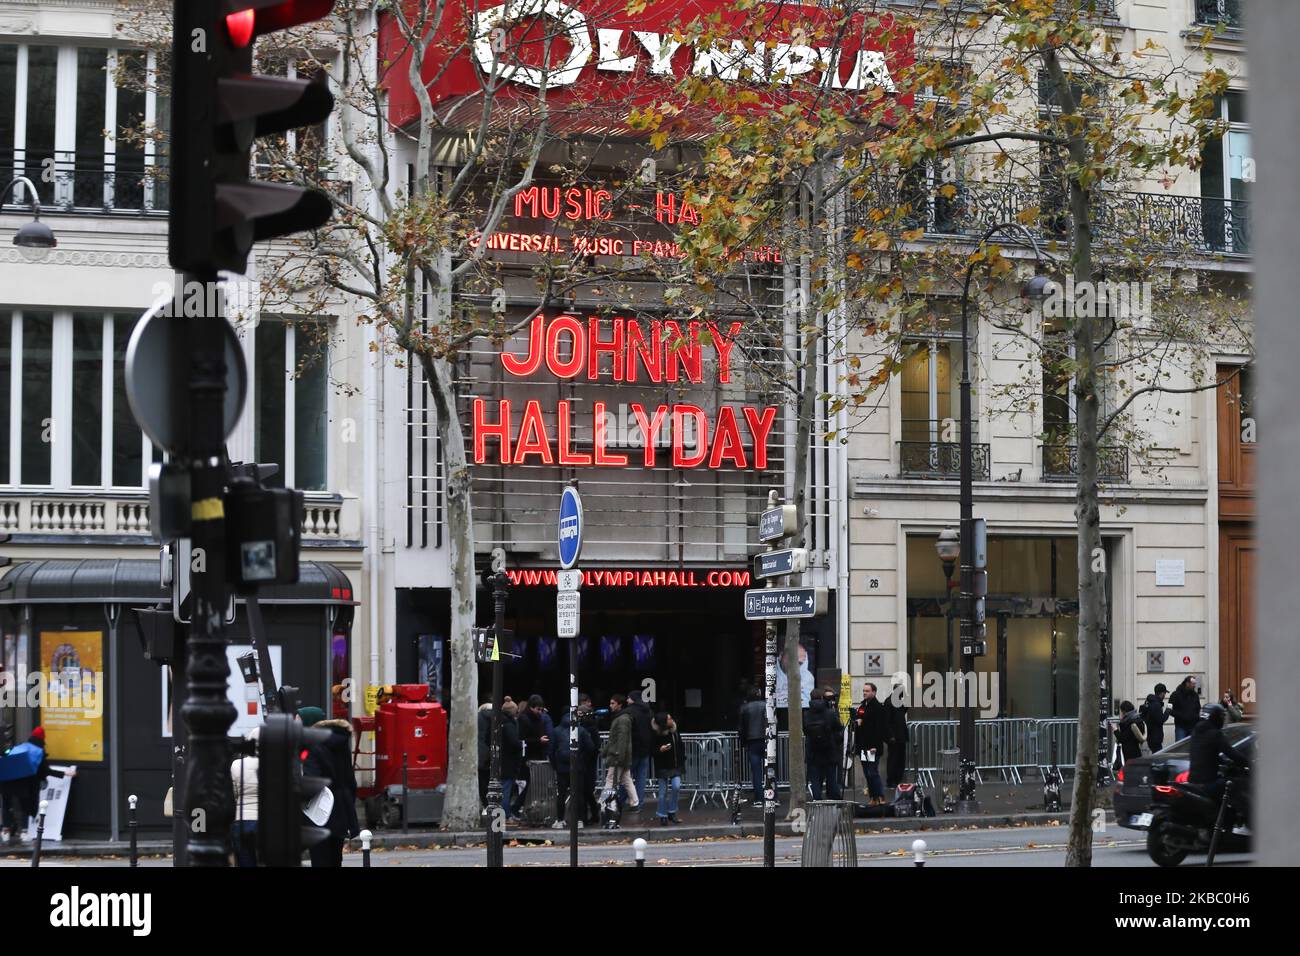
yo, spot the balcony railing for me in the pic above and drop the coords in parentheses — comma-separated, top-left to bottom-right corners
(1195, 0, 1243, 30)
(1042, 445, 1130, 483)
(2, 155, 168, 215)
(899, 441, 991, 480)
(852, 180, 1251, 258)
(0, 491, 352, 541)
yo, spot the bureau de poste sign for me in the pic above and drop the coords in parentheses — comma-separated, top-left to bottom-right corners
(380, 0, 914, 129)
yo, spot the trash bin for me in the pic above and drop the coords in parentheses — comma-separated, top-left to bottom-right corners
(799, 800, 857, 867)
(522, 760, 557, 826)
(939, 749, 960, 813)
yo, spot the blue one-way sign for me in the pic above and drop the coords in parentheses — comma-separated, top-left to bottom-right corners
(743, 587, 828, 620)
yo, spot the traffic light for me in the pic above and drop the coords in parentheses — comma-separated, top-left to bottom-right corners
(258, 714, 332, 866)
(169, 0, 336, 276)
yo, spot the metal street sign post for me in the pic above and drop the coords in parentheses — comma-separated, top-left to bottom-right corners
(743, 586, 829, 620)
(754, 548, 808, 580)
(557, 483, 583, 867)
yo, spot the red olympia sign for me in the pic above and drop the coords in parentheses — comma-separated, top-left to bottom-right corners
(473, 316, 778, 470)
(380, 0, 913, 128)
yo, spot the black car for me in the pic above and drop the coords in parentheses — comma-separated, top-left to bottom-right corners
(1113, 723, 1255, 831)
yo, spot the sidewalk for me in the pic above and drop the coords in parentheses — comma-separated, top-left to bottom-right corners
(0, 779, 1113, 858)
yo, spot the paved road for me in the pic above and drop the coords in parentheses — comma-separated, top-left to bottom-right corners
(3, 825, 1253, 867)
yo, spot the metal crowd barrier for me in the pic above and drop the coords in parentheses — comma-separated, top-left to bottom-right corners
(584, 718, 1086, 807)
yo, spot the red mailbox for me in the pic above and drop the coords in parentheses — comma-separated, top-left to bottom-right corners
(373, 684, 447, 790)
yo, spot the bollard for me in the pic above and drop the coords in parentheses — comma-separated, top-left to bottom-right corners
(633, 837, 646, 867)
(912, 838, 927, 867)
(359, 829, 373, 868)
(31, 799, 48, 868)
(128, 795, 139, 867)
(402, 752, 409, 834)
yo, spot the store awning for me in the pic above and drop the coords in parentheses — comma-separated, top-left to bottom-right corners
(0, 559, 357, 606)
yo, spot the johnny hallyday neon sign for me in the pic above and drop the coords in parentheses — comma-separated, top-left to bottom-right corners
(472, 315, 779, 470)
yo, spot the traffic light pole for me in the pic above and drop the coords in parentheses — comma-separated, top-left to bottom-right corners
(485, 570, 508, 868)
(180, 283, 237, 866)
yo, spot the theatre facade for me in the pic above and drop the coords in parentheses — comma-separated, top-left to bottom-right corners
(368, 0, 911, 729)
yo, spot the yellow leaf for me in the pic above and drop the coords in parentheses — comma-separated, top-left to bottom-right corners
(901, 228, 924, 242)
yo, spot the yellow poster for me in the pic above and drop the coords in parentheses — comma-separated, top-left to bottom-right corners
(39, 631, 105, 762)
(839, 674, 853, 725)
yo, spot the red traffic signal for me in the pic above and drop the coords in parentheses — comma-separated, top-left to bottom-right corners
(170, 0, 337, 277)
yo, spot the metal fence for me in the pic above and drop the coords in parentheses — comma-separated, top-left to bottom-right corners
(585, 718, 1088, 805)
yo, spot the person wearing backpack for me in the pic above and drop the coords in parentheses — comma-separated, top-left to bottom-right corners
(805, 689, 843, 800)
(1115, 700, 1147, 767)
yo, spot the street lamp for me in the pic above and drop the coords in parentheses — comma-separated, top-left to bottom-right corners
(952, 221, 1053, 814)
(4, 176, 57, 262)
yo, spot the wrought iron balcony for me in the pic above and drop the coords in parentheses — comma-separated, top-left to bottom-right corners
(899, 441, 991, 480)
(1195, 0, 1243, 30)
(851, 180, 1251, 258)
(1042, 444, 1130, 483)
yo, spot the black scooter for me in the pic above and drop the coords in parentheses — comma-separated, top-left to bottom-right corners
(1145, 758, 1251, 867)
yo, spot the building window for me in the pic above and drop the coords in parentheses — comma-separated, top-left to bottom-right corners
(1201, 91, 1250, 253)
(254, 318, 330, 492)
(1, 310, 152, 489)
(0, 42, 166, 212)
(900, 301, 970, 444)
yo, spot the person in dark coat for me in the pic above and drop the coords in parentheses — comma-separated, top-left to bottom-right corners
(651, 712, 686, 824)
(738, 688, 766, 804)
(1169, 676, 1202, 742)
(549, 709, 597, 828)
(626, 690, 654, 809)
(1115, 700, 1147, 767)
(1, 727, 75, 845)
(498, 701, 524, 821)
(804, 691, 843, 800)
(299, 707, 359, 868)
(882, 679, 910, 791)
(851, 683, 888, 804)
(517, 694, 554, 764)
(1188, 704, 1248, 807)
(1140, 683, 1171, 753)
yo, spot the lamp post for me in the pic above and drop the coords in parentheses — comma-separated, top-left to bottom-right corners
(948, 222, 1054, 813)
(3, 176, 57, 261)
(483, 552, 509, 868)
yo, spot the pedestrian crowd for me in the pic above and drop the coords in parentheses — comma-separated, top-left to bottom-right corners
(477, 689, 686, 829)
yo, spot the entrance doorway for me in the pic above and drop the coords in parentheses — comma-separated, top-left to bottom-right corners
(905, 535, 1106, 720)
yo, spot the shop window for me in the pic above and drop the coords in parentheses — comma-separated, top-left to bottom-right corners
(254, 317, 331, 491)
(906, 534, 1102, 719)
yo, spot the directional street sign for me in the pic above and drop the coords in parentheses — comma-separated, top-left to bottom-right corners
(557, 569, 583, 591)
(758, 505, 798, 543)
(557, 589, 581, 638)
(743, 586, 828, 620)
(754, 548, 808, 580)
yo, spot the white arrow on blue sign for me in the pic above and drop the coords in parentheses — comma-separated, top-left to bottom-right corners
(743, 586, 828, 620)
(558, 486, 583, 570)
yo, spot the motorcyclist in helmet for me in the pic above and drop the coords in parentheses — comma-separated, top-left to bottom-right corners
(1187, 703, 1248, 805)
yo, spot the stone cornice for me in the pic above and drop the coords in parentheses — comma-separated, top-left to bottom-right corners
(0, 247, 167, 267)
